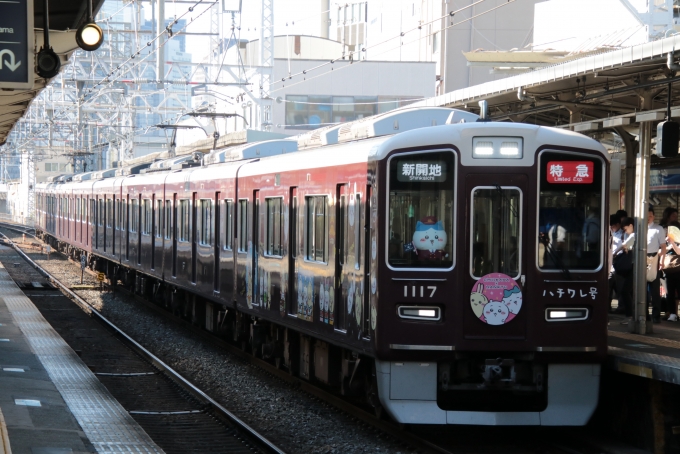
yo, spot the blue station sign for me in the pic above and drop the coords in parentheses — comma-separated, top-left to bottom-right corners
(0, 0, 33, 89)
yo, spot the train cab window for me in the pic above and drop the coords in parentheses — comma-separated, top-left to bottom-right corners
(223, 200, 233, 250)
(238, 200, 248, 252)
(178, 199, 190, 242)
(130, 199, 139, 233)
(142, 199, 152, 235)
(538, 152, 603, 271)
(165, 200, 172, 239)
(265, 198, 283, 257)
(106, 198, 113, 228)
(198, 199, 212, 246)
(388, 150, 454, 269)
(306, 196, 327, 262)
(470, 187, 521, 278)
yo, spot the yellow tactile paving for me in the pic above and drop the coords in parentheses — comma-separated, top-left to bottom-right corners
(609, 330, 680, 349)
(0, 406, 10, 454)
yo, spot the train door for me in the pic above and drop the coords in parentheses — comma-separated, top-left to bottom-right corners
(214, 192, 220, 293)
(191, 192, 197, 283)
(335, 184, 348, 330)
(464, 174, 526, 339)
(288, 187, 298, 316)
(252, 189, 260, 306)
(362, 185, 372, 337)
(172, 193, 178, 277)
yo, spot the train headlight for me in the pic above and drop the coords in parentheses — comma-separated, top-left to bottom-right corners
(472, 137, 523, 159)
(398, 306, 441, 321)
(545, 308, 589, 322)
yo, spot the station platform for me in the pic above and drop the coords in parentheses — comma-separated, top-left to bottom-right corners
(0, 257, 163, 453)
(607, 313, 680, 384)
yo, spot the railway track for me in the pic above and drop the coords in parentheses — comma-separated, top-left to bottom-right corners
(0, 222, 640, 454)
(0, 226, 284, 454)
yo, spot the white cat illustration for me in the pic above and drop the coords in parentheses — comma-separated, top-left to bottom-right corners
(483, 301, 509, 325)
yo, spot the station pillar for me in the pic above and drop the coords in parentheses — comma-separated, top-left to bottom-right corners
(633, 94, 654, 334)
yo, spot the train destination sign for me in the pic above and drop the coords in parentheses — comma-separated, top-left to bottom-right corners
(0, 0, 33, 89)
(546, 161, 593, 184)
(396, 160, 447, 182)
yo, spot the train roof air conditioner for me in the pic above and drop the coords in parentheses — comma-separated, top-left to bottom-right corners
(297, 123, 343, 150)
(72, 172, 94, 182)
(337, 107, 479, 143)
(204, 139, 298, 165)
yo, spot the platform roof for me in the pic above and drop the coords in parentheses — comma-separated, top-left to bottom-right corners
(0, 0, 106, 145)
(413, 34, 680, 131)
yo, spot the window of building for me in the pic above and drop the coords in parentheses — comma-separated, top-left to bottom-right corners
(178, 199, 190, 242)
(155, 200, 162, 238)
(130, 199, 138, 233)
(223, 199, 233, 250)
(44, 163, 58, 172)
(266, 197, 283, 256)
(238, 199, 248, 252)
(306, 196, 327, 262)
(198, 199, 212, 246)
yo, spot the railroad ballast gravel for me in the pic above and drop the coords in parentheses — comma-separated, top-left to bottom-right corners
(9, 236, 411, 454)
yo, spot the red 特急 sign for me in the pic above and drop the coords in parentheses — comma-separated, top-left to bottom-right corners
(546, 161, 594, 184)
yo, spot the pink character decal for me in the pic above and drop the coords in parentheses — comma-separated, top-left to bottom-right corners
(470, 273, 522, 325)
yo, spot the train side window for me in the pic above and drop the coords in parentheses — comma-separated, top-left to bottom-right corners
(470, 187, 522, 279)
(337, 191, 347, 265)
(142, 198, 151, 235)
(223, 199, 233, 250)
(165, 200, 172, 239)
(198, 199, 212, 246)
(98, 199, 104, 227)
(155, 199, 162, 238)
(106, 198, 113, 228)
(76, 197, 80, 222)
(306, 196, 327, 263)
(90, 199, 95, 226)
(178, 199, 190, 242)
(291, 192, 298, 259)
(130, 198, 139, 233)
(238, 199, 248, 252)
(265, 197, 283, 257)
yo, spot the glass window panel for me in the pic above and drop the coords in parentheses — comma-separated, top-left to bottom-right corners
(538, 153, 603, 271)
(266, 198, 283, 256)
(165, 200, 172, 239)
(471, 188, 521, 278)
(224, 200, 233, 250)
(239, 200, 248, 252)
(388, 151, 454, 269)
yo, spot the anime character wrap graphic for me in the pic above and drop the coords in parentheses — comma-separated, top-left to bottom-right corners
(470, 273, 522, 325)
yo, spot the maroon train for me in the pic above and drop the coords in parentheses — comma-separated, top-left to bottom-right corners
(35, 107, 609, 425)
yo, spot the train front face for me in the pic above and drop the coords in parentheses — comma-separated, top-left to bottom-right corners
(373, 122, 608, 426)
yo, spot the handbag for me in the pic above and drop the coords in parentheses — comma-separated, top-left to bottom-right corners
(663, 253, 680, 275)
(613, 252, 633, 273)
(646, 255, 659, 282)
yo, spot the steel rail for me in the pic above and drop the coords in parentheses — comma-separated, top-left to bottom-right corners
(0, 225, 286, 454)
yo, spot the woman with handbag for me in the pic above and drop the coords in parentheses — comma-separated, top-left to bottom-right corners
(613, 217, 635, 324)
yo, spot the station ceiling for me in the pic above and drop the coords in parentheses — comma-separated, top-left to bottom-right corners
(0, 0, 106, 146)
(414, 35, 680, 151)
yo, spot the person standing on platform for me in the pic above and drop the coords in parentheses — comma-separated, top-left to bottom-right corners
(661, 207, 680, 321)
(614, 217, 635, 324)
(647, 206, 666, 323)
(609, 214, 624, 313)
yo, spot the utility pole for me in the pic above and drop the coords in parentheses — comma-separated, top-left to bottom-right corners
(259, 0, 273, 131)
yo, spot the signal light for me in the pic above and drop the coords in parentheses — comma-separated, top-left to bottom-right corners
(76, 22, 104, 51)
(36, 48, 61, 79)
